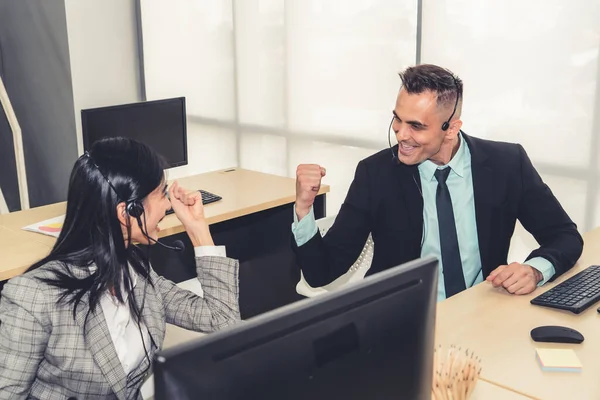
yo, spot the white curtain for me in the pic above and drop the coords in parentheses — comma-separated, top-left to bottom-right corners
(140, 0, 600, 235)
(141, 0, 237, 180)
(421, 0, 600, 261)
(140, 0, 417, 216)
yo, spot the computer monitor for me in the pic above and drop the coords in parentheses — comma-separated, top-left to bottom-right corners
(81, 97, 187, 168)
(153, 256, 438, 400)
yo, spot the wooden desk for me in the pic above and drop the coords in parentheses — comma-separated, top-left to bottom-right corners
(158, 168, 312, 237)
(436, 227, 600, 400)
(0, 202, 65, 248)
(0, 168, 328, 255)
(0, 226, 53, 280)
(469, 380, 530, 399)
(0, 168, 329, 318)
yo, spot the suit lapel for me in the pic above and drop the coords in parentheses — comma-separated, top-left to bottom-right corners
(463, 134, 494, 274)
(125, 276, 166, 396)
(392, 151, 424, 250)
(74, 294, 128, 400)
(131, 276, 165, 351)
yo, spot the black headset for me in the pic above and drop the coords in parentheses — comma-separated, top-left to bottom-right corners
(441, 75, 460, 131)
(126, 200, 145, 219)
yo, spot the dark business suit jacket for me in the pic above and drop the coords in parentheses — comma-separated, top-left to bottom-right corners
(293, 133, 583, 288)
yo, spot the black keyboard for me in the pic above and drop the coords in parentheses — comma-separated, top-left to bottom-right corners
(530, 265, 600, 314)
(165, 189, 222, 215)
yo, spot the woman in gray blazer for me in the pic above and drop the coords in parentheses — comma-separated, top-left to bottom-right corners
(0, 137, 240, 400)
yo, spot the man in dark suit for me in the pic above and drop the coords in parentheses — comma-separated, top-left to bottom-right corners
(291, 64, 583, 300)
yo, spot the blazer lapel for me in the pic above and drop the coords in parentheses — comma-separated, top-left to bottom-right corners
(131, 277, 165, 351)
(392, 151, 424, 250)
(74, 295, 128, 400)
(463, 133, 494, 274)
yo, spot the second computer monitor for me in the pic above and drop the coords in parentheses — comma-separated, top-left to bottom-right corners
(81, 97, 187, 168)
(154, 256, 438, 400)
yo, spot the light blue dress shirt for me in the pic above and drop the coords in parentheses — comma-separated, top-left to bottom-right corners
(292, 134, 555, 301)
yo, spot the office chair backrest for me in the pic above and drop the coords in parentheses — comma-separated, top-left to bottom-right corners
(295, 215, 374, 297)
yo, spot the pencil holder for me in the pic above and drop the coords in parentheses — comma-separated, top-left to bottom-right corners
(432, 345, 482, 400)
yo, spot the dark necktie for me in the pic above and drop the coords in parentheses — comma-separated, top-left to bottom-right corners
(434, 168, 466, 297)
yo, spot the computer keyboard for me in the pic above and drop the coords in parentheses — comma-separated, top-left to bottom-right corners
(165, 189, 222, 215)
(198, 189, 222, 205)
(530, 265, 600, 314)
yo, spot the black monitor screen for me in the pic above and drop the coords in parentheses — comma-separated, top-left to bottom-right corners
(153, 256, 438, 400)
(81, 97, 187, 168)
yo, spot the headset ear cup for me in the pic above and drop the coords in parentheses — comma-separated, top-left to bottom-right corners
(126, 201, 144, 219)
(441, 121, 450, 131)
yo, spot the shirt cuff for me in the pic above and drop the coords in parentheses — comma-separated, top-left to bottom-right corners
(194, 246, 227, 258)
(526, 257, 556, 286)
(292, 205, 319, 247)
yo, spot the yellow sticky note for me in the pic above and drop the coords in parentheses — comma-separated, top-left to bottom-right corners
(536, 348, 582, 372)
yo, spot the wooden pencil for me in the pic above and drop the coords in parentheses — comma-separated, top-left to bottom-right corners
(431, 346, 481, 400)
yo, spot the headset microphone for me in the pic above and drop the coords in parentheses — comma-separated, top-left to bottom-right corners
(388, 116, 399, 164)
(127, 200, 185, 252)
(144, 236, 185, 252)
(137, 218, 185, 252)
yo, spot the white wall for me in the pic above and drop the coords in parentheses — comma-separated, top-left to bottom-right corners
(64, 0, 141, 155)
(0, 187, 8, 214)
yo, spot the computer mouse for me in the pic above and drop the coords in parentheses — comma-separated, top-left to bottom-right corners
(530, 325, 584, 344)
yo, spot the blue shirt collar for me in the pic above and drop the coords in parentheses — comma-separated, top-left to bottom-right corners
(418, 132, 467, 182)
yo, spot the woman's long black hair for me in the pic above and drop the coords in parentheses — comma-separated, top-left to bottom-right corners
(28, 137, 166, 327)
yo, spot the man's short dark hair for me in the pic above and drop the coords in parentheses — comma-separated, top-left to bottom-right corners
(398, 64, 463, 110)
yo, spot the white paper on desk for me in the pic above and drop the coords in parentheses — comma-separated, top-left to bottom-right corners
(22, 215, 65, 238)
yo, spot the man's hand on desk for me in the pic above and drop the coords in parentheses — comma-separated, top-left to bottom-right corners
(295, 164, 326, 221)
(486, 262, 543, 295)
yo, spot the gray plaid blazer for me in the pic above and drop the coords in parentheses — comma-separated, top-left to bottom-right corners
(0, 256, 240, 400)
